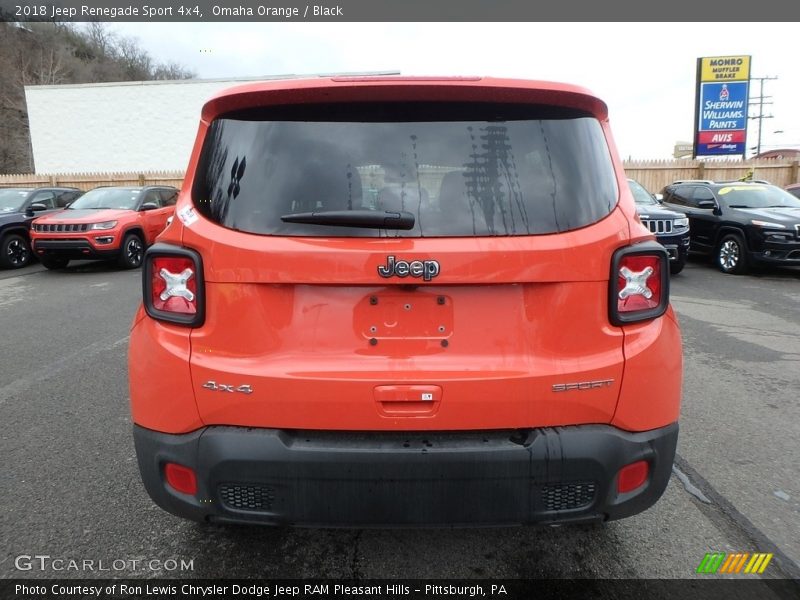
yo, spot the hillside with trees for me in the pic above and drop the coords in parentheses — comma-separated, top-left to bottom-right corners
(0, 22, 194, 174)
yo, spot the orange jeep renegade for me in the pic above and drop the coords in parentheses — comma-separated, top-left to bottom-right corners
(129, 77, 682, 526)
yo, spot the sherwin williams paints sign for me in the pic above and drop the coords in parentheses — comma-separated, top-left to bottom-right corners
(693, 56, 751, 158)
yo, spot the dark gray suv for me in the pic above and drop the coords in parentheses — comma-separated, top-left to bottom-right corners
(0, 187, 83, 268)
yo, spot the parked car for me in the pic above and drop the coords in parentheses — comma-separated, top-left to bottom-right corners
(660, 180, 800, 274)
(627, 179, 690, 274)
(785, 183, 800, 199)
(30, 185, 177, 270)
(129, 77, 681, 527)
(0, 187, 83, 269)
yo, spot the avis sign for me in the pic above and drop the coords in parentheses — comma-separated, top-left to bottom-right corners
(693, 56, 751, 157)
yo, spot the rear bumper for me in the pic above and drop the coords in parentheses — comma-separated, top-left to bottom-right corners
(134, 422, 678, 527)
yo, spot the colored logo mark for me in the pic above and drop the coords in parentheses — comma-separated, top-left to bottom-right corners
(696, 552, 773, 574)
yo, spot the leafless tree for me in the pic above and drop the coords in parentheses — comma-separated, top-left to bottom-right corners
(152, 62, 195, 81)
(0, 22, 195, 174)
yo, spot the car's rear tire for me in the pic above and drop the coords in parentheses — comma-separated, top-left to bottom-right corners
(0, 233, 32, 269)
(716, 233, 748, 275)
(40, 256, 69, 270)
(118, 233, 144, 269)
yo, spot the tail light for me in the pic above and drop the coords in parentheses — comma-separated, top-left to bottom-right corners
(609, 241, 669, 325)
(143, 243, 205, 327)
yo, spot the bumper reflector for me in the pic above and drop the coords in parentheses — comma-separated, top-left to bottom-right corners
(164, 462, 197, 495)
(617, 460, 649, 494)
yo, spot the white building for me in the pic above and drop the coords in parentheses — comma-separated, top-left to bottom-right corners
(24, 72, 397, 174)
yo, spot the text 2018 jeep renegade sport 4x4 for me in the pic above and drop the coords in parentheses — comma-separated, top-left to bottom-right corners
(129, 77, 682, 526)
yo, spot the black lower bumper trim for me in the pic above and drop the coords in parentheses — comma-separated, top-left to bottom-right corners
(751, 252, 800, 265)
(34, 239, 119, 260)
(656, 234, 690, 263)
(133, 423, 679, 527)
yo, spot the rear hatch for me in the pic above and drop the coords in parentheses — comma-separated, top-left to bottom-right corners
(179, 79, 631, 431)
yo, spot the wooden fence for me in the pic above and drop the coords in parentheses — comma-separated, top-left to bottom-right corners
(0, 171, 184, 191)
(1, 159, 799, 194)
(623, 159, 800, 193)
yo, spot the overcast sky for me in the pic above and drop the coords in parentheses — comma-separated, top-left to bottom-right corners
(112, 22, 799, 160)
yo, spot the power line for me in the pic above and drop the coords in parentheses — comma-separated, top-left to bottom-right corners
(748, 76, 777, 156)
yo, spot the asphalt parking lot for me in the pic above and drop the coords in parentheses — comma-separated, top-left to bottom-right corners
(0, 257, 798, 583)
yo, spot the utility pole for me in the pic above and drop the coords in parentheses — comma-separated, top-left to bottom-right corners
(748, 76, 777, 157)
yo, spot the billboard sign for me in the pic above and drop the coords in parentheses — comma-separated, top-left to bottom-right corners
(693, 56, 751, 158)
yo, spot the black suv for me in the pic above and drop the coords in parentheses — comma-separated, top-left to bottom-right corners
(0, 187, 83, 269)
(660, 180, 800, 274)
(628, 179, 690, 274)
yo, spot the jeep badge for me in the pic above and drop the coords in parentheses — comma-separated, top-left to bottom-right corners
(377, 256, 440, 281)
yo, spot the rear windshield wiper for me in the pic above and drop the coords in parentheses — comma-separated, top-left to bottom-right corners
(281, 209, 415, 230)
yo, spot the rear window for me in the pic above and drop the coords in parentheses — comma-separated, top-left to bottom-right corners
(192, 102, 618, 237)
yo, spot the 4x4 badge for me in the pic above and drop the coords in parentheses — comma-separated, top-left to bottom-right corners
(202, 381, 253, 394)
(378, 255, 440, 281)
